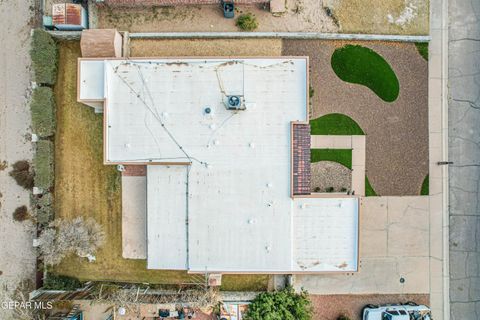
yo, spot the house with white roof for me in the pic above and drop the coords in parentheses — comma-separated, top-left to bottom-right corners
(77, 57, 359, 274)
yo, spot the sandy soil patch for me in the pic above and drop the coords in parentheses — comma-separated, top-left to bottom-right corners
(94, 0, 428, 35)
(324, 0, 429, 35)
(53, 41, 268, 291)
(311, 161, 351, 193)
(283, 40, 428, 196)
(0, 0, 37, 318)
(130, 38, 283, 57)
(311, 293, 429, 320)
(97, 1, 338, 32)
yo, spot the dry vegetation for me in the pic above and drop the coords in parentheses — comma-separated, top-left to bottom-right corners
(323, 0, 429, 35)
(53, 41, 268, 291)
(129, 38, 282, 57)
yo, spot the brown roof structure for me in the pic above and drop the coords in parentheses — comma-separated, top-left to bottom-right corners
(292, 123, 311, 196)
(80, 29, 123, 58)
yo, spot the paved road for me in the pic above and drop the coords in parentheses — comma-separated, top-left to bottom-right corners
(448, 0, 480, 319)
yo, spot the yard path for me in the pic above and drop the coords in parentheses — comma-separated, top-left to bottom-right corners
(0, 0, 37, 317)
(283, 40, 429, 196)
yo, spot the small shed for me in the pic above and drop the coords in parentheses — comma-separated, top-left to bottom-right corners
(80, 29, 122, 58)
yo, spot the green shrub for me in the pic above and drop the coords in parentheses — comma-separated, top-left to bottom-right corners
(245, 286, 313, 320)
(338, 316, 351, 320)
(13, 206, 29, 222)
(43, 274, 82, 291)
(33, 193, 54, 226)
(9, 160, 34, 189)
(31, 87, 56, 138)
(34, 140, 54, 190)
(31, 29, 58, 85)
(331, 45, 399, 102)
(236, 13, 258, 31)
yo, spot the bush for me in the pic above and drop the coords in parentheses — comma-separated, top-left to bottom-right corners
(13, 206, 29, 222)
(325, 186, 335, 193)
(338, 316, 351, 320)
(9, 160, 34, 189)
(245, 286, 312, 320)
(31, 29, 58, 85)
(32, 193, 54, 226)
(38, 217, 106, 266)
(34, 140, 54, 190)
(31, 87, 56, 138)
(43, 274, 82, 291)
(236, 13, 258, 31)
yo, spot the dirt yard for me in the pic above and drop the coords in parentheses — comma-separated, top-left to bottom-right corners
(0, 0, 38, 318)
(311, 294, 430, 320)
(97, 0, 338, 32)
(283, 40, 428, 196)
(94, 0, 428, 35)
(324, 0, 429, 35)
(129, 38, 283, 56)
(53, 41, 268, 292)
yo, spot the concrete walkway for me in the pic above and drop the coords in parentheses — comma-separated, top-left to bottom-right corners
(448, 0, 480, 319)
(426, 0, 450, 318)
(311, 135, 366, 196)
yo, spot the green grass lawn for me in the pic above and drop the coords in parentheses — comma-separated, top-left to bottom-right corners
(365, 176, 378, 196)
(420, 174, 429, 195)
(311, 149, 352, 169)
(331, 44, 400, 102)
(310, 113, 365, 135)
(415, 42, 429, 61)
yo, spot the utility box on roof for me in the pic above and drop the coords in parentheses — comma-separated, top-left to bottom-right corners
(80, 29, 123, 58)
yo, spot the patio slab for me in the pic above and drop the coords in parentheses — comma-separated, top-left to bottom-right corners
(122, 175, 147, 259)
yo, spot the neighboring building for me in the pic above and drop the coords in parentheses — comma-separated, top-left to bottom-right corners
(78, 57, 360, 274)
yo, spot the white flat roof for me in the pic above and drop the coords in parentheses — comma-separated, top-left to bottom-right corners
(147, 165, 187, 270)
(79, 57, 359, 273)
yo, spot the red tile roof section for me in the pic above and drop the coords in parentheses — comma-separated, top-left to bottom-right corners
(122, 165, 147, 176)
(292, 123, 311, 196)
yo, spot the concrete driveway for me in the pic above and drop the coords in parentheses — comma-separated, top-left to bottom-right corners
(294, 196, 431, 295)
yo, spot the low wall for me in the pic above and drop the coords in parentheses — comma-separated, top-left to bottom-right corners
(101, 0, 268, 6)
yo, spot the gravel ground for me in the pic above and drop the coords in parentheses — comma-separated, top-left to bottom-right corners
(97, 0, 338, 32)
(283, 40, 428, 196)
(311, 161, 351, 193)
(311, 293, 430, 320)
(0, 0, 37, 318)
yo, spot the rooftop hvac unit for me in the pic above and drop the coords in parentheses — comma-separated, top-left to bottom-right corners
(224, 95, 246, 111)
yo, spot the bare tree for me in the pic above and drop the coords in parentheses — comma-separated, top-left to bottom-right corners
(38, 217, 105, 266)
